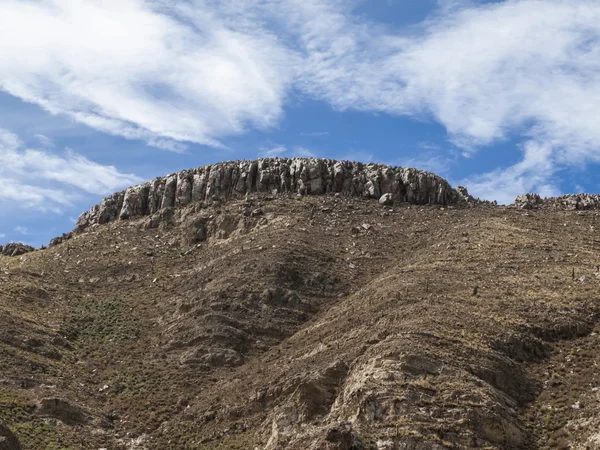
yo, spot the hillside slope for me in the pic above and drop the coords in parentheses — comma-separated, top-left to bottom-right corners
(1, 160, 600, 449)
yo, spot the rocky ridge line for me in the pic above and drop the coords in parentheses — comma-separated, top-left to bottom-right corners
(515, 193, 600, 210)
(73, 158, 469, 235)
(0, 243, 35, 257)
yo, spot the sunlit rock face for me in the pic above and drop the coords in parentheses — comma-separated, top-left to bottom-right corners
(74, 158, 463, 232)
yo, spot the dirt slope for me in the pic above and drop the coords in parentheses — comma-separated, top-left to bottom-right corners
(2, 193, 600, 449)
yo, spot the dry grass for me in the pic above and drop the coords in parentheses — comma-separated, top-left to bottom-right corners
(1, 197, 600, 448)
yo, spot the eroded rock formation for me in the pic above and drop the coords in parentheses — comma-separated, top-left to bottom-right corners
(0, 243, 35, 257)
(514, 193, 600, 210)
(75, 158, 466, 233)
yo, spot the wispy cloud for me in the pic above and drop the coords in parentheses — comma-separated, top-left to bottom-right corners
(0, 0, 296, 150)
(259, 145, 287, 158)
(14, 226, 28, 235)
(0, 128, 141, 212)
(2, 0, 600, 202)
(258, 144, 317, 158)
(417, 142, 441, 151)
(0, 178, 73, 213)
(34, 134, 54, 148)
(280, 0, 600, 199)
(292, 146, 317, 157)
(462, 141, 560, 204)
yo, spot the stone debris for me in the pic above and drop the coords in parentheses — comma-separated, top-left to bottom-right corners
(378, 193, 393, 206)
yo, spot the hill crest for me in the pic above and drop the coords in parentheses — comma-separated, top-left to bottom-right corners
(73, 158, 468, 234)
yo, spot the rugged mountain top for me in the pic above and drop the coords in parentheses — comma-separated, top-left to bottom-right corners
(2, 160, 600, 449)
(515, 193, 600, 210)
(73, 158, 469, 235)
(0, 243, 35, 258)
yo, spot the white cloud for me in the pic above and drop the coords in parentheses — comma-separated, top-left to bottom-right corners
(417, 142, 441, 151)
(0, 129, 21, 151)
(274, 0, 600, 199)
(0, 233, 5, 239)
(292, 146, 317, 158)
(0, 128, 141, 212)
(14, 226, 28, 235)
(34, 134, 54, 148)
(258, 144, 317, 158)
(461, 141, 561, 204)
(0, 177, 74, 212)
(259, 145, 287, 158)
(2, 0, 600, 202)
(0, 0, 296, 150)
(147, 138, 188, 153)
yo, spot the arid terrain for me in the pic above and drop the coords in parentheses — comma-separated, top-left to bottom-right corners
(2, 159, 600, 449)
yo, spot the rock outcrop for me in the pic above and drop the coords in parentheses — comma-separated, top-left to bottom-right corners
(36, 398, 91, 426)
(514, 193, 600, 210)
(48, 233, 73, 248)
(0, 243, 35, 257)
(74, 158, 467, 233)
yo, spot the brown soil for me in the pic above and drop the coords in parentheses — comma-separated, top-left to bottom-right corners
(2, 194, 600, 449)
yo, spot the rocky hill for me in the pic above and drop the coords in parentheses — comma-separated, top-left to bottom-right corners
(0, 243, 35, 258)
(515, 192, 600, 210)
(73, 158, 467, 234)
(1, 159, 600, 449)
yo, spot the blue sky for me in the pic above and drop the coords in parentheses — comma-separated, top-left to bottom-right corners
(2, 0, 600, 247)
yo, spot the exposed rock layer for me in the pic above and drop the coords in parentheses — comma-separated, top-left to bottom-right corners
(515, 193, 600, 210)
(75, 158, 464, 232)
(0, 243, 35, 257)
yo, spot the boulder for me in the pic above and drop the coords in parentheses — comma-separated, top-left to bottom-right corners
(378, 193, 393, 206)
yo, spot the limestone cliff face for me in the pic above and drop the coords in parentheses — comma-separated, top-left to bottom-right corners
(75, 158, 464, 233)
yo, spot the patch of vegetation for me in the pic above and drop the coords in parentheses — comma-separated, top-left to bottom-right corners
(60, 297, 141, 344)
(0, 388, 77, 450)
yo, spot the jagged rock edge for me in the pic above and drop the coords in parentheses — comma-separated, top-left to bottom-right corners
(514, 193, 600, 210)
(72, 158, 472, 236)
